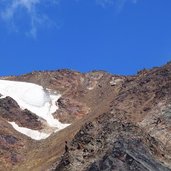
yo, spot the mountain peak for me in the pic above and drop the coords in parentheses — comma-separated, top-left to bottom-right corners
(0, 62, 171, 170)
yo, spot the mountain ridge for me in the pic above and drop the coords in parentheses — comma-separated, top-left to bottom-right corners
(0, 62, 171, 170)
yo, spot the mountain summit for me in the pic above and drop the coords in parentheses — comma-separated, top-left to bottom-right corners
(0, 62, 171, 171)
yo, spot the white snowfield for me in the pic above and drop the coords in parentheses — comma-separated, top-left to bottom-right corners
(9, 122, 50, 140)
(0, 80, 70, 140)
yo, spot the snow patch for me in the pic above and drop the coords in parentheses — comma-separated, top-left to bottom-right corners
(110, 78, 123, 86)
(0, 79, 70, 140)
(87, 86, 95, 90)
(9, 122, 50, 140)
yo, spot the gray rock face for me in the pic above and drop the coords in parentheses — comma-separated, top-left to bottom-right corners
(55, 110, 171, 171)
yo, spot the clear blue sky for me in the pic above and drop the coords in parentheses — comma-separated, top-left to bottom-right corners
(0, 0, 170, 76)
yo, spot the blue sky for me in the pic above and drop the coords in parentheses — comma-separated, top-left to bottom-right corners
(0, 0, 171, 76)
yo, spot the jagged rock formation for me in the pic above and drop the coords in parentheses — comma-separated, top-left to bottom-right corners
(0, 62, 171, 170)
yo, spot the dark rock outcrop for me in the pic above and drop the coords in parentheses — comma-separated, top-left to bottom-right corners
(55, 110, 171, 171)
(0, 97, 42, 130)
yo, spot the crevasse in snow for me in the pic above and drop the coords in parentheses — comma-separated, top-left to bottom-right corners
(0, 80, 70, 140)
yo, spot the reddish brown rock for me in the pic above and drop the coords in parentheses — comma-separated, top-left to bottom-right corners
(0, 62, 171, 170)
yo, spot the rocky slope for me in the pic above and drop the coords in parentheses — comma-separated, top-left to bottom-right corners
(0, 62, 171, 170)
